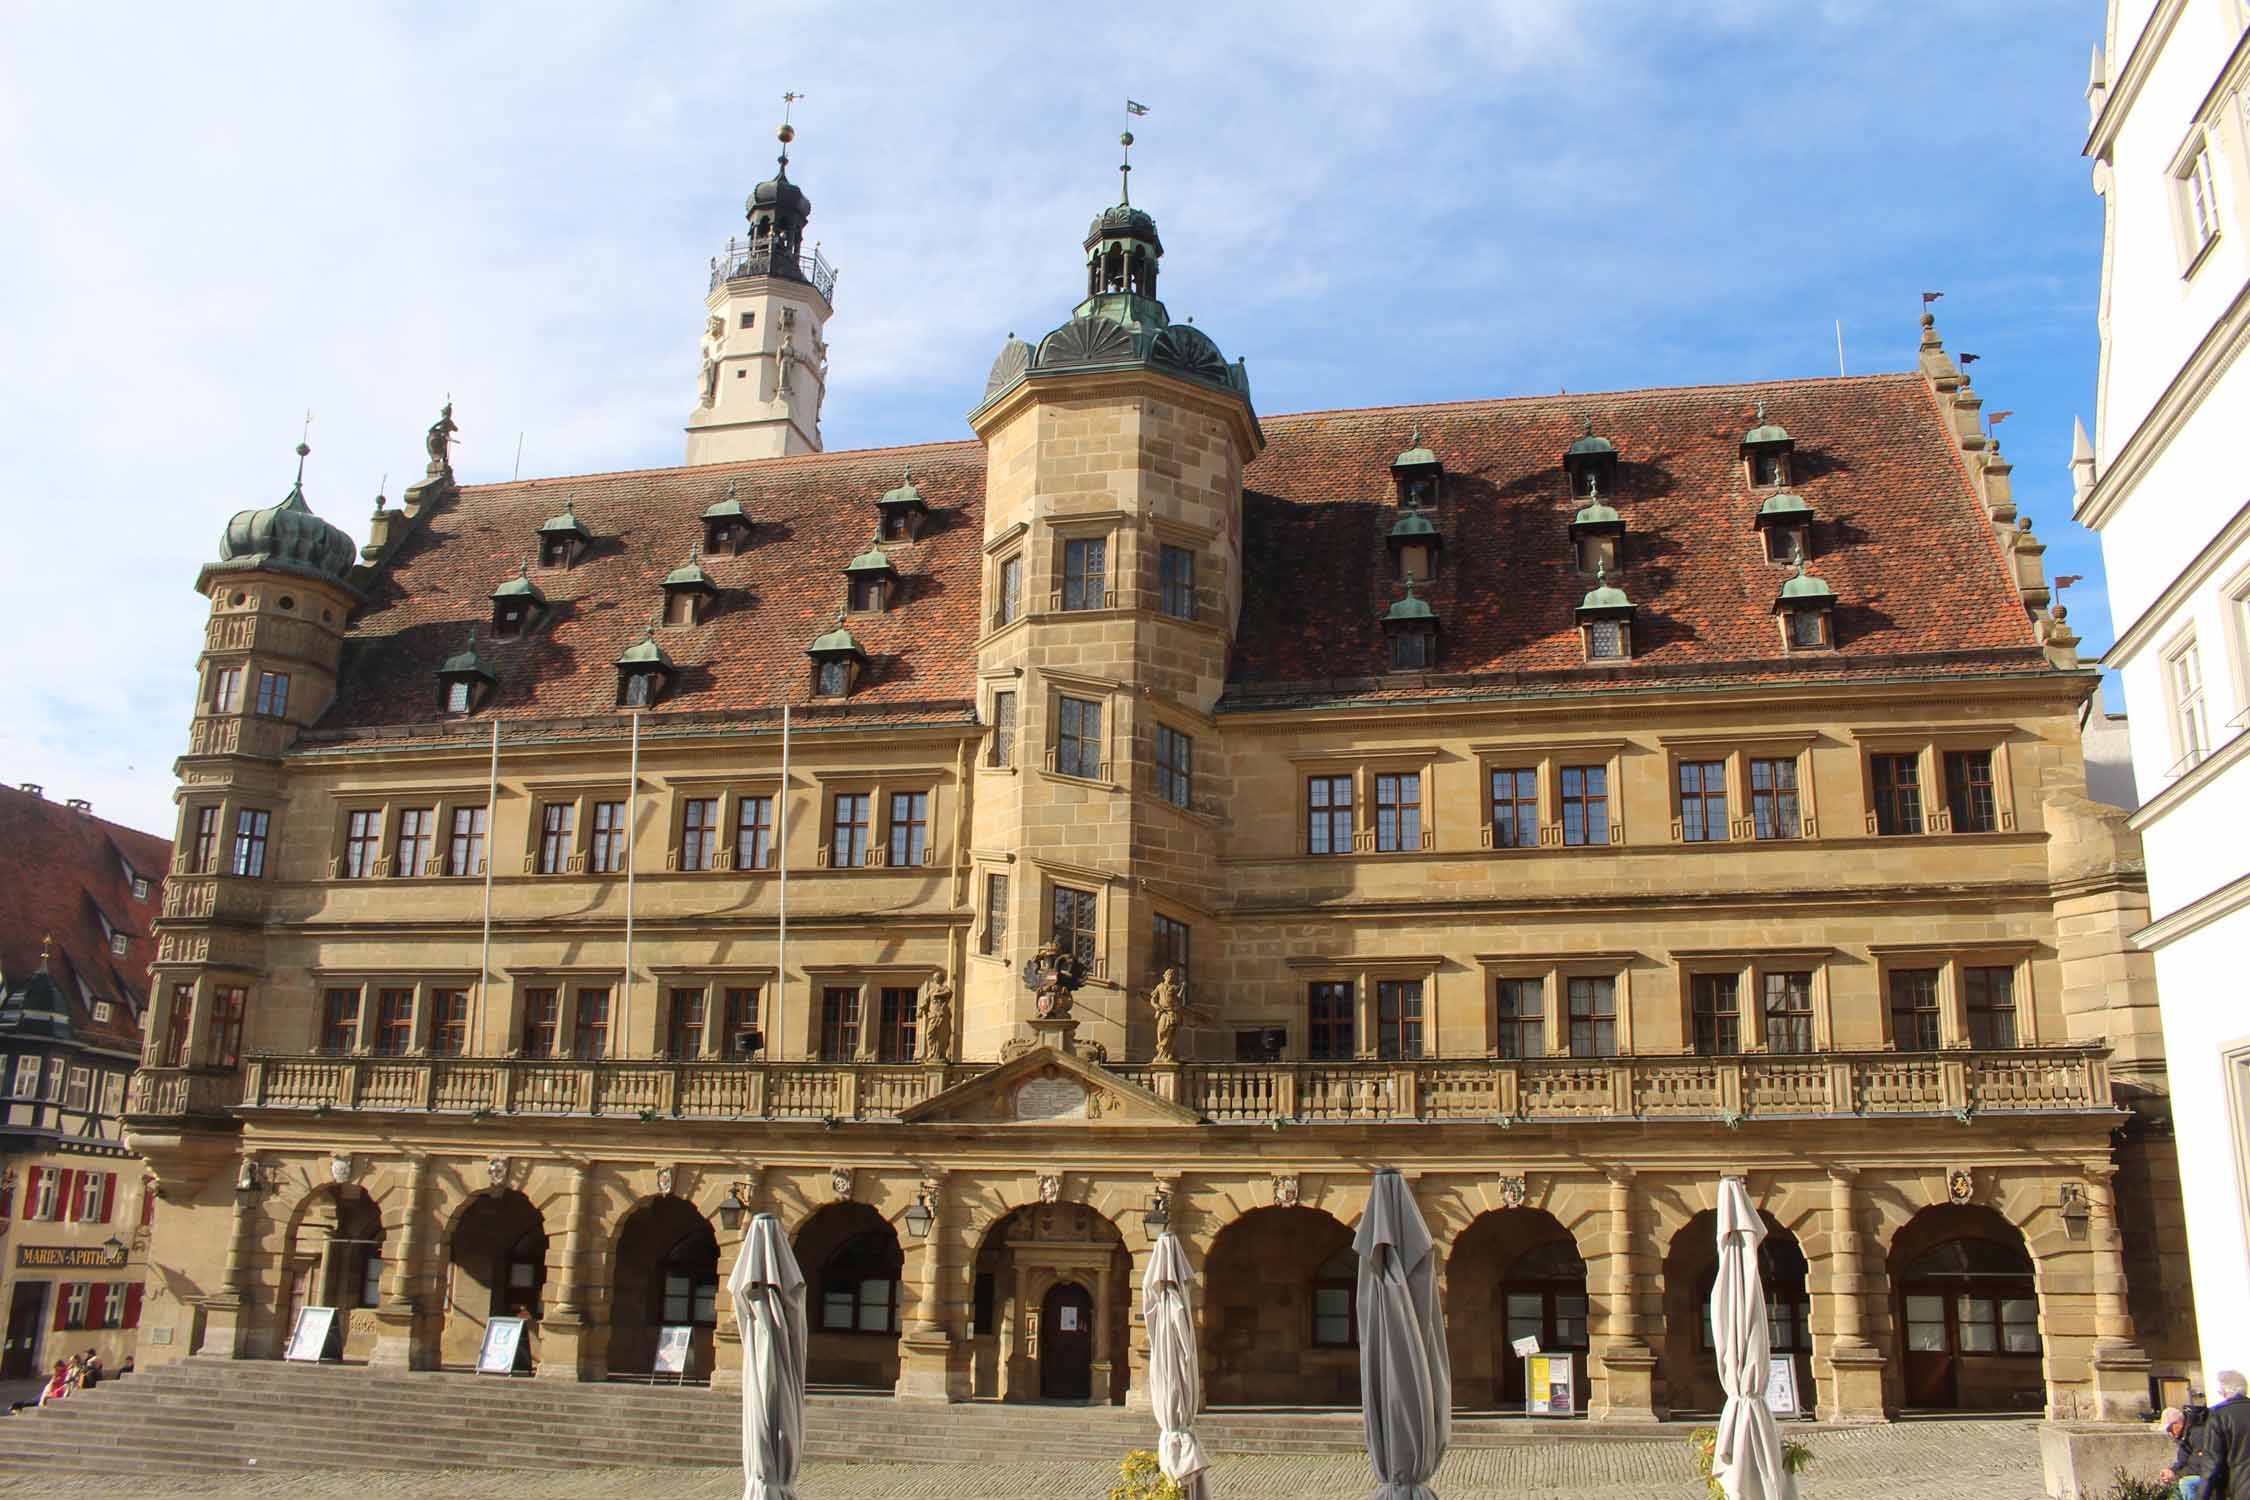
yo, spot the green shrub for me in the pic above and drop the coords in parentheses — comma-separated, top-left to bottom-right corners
(1687, 1426, 1815, 1500)
(2105, 1468, 2173, 1500)
(1109, 1450, 1185, 1500)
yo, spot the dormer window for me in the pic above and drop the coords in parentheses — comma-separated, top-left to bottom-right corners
(490, 565, 546, 640)
(702, 482, 752, 556)
(1391, 426, 1442, 511)
(817, 658, 851, 696)
(843, 537, 897, 614)
(437, 631, 498, 717)
(1381, 576, 1438, 672)
(876, 470, 930, 542)
(806, 613, 866, 698)
(537, 498, 591, 569)
(1570, 483, 1625, 575)
(1562, 419, 1618, 499)
(1774, 557, 1838, 652)
(446, 680, 473, 713)
(1576, 565, 1637, 662)
(661, 545, 718, 628)
(1754, 492, 1814, 565)
(1386, 513, 1442, 582)
(614, 626, 676, 708)
(1742, 402, 1795, 490)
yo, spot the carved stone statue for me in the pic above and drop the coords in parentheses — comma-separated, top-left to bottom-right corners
(1149, 967, 1203, 1064)
(777, 334, 796, 396)
(1028, 939, 1077, 1019)
(700, 354, 719, 409)
(706, 314, 725, 342)
(920, 970, 954, 1064)
(424, 401, 458, 476)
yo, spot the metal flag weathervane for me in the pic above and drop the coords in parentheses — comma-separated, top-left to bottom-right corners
(1126, 98, 1150, 116)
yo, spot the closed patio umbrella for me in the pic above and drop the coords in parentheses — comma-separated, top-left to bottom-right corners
(728, 1210, 807, 1500)
(1357, 1167, 1450, 1500)
(1142, 1231, 1208, 1500)
(1710, 1177, 1796, 1500)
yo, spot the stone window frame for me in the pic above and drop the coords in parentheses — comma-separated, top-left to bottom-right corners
(1469, 739, 1628, 851)
(1050, 519, 1120, 615)
(2168, 122, 2225, 277)
(1146, 515, 1218, 625)
(1656, 734, 1821, 843)
(983, 521, 1030, 635)
(1867, 943, 2040, 1051)
(1039, 669, 1122, 789)
(1030, 859, 1122, 988)
(2223, 561, 2250, 728)
(1289, 748, 1442, 858)
(1472, 953, 1640, 1058)
(1668, 949, 1835, 1056)
(647, 965, 779, 1059)
(801, 964, 941, 1062)
(972, 861, 1013, 965)
(308, 969, 482, 1058)
(1285, 955, 1445, 1060)
(659, 775, 785, 873)
(981, 670, 1023, 773)
(324, 786, 489, 880)
(503, 972, 624, 1061)
(809, 768, 948, 870)
(1849, 726, 2018, 837)
(517, 783, 636, 877)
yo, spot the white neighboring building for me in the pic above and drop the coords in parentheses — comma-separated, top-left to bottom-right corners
(2081, 0, 2250, 1386)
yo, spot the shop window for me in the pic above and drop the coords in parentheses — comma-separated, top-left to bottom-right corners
(661, 1240, 719, 1327)
(820, 1233, 902, 1334)
(1307, 981, 1354, 1061)
(1692, 974, 1740, 1055)
(1495, 978, 1544, 1059)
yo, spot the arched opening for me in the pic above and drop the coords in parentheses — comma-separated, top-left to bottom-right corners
(1446, 1207, 1589, 1412)
(1660, 1209, 1813, 1417)
(610, 1196, 718, 1381)
(793, 1203, 903, 1390)
(968, 1201, 1130, 1404)
(441, 1189, 547, 1369)
(1887, 1204, 2042, 1412)
(1203, 1205, 1359, 1407)
(281, 1186, 386, 1360)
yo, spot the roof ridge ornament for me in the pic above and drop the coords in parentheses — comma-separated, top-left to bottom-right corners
(1119, 129, 1133, 206)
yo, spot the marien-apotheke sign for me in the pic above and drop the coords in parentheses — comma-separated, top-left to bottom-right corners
(15, 1244, 128, 1270)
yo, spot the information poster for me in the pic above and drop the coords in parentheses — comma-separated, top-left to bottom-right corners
(478, 1315, 530, 1375)
(283, 1306, 340, 1363)
(1058, 1305, 1081, 1332)
(1764, 1356, 1800, 1416)
(1526, 1353, 1576, 1415)
(652, 1324, 694, 1377)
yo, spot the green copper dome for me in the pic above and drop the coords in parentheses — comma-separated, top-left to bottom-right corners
(614, 627, 674, 670)
(491, 564, 545, 603)
(807, 611, 862, 658)
(702, 481, 748, 522)
(1578, 564, 1633, 615)
(1392, 423, 1439, 470)
(1382, 575, 1437, 624)
(1085, 203, 1162, 253)
(877, 469, 928, 512)
(1744, 401, 1792, 447)
(1388, 513, 1439, 542)
(842, 537, 896, 576)
(215, 444, 356, 585)
(663, 545, 715, 592)
(1777, 560, 1836, 605)
(1567, 420, 1615, 457)
(439, 631, 497, 684)
(1572, 498, 1622, 531)
(1757, 491, 1813, 519)
(539, 498, 590, 538)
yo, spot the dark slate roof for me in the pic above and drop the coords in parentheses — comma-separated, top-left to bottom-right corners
(312, 370, 2044, 745)
(0, 787, 169, 1051)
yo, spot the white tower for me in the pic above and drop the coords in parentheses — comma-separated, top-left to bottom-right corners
(685, 121, 836, 464)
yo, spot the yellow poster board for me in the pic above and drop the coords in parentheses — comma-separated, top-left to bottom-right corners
(1526, 1353, 1576, 1414)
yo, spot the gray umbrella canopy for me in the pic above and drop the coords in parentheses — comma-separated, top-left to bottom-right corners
(1142, 1231, 1208, 1500)
(1709, 1178, 1797, 1500)
(1356, 1168, 1451, 1500)
(728, 1211, 807, 1500)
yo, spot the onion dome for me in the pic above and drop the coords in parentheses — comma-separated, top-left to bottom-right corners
(214, 443, 357, 585)
(749, 126, 810, 229)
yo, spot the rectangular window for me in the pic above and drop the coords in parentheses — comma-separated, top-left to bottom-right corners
(99, 1073, 124, 1115)
(1750, 757, 1799, 841)
(1391, 629, 1431, 671)
(588, 800, 627, 874)
(446, 680, 472, 715)
(209, 666, 241, 714)
(1889, 969, 1941, 1051)
(1056, 696, 1103, 779)
(1871, 753, 1923, 835)
(888, 791, 929, 867)
(63, 1283, 88, 1330)
(668, 988, 707, 1060)
(1155, 725, 1193, 808)
(1964, 966, 2017, 1049)
(231, 808, 270, 877)
(722, 987, 761, 1058)
(1679, 760, 1728, 842)
(2184, 143, 2221, 252)
(1062, 537, 1107, 611)
(43, 1057, 62, 1100)
(831, 793, 871, 867)
(996, 554, 1023, 627)
(189, 805, 221, 874)
(1153, 912, 1190, 979)
(204, 986, 246, 1070)
(321, 988, 361, 1054)
(1307, 774, 1354, 855)
(680, 797, 720, 871)
(1052, 885, 1098, 972)
(571, 989, 611, 1060)
(28, 1169, 58, 1221)
(2167, 637, 2212, 768)
(1568, 977, 1617, 1057)
(1943, 751, 1997, 834)
(394, 807, 436, 877)
(735, 794, 775, 870)
(1312, 1283, 1355, 1347)
(11, 1054, 38, 1097)
(1761, 971, 1814, 1054)
(820, 987, 862, 1061)
(522, 988, 560, 1058)
(447, 805, 488, 876)
(877, 986, 919, 1062)
(160, 985, 193, 1067)
(1586, 618, 1625, 660)
(1308, 981, 1354, 1061)
(254, 671, 290, 718)
(1692, 974, 1741, 1056)
(343, 809, 381, 878)
(374, 989, 415, 1056)
(1489, 768, 1538, 850)
(1376, 980, 1424, 1060)
(538, 802, 576, 875)
(990, 691, 1017, 769)
(1374, 772, 1421, 852)
(983, 872, 1010, 957)
(1495, 978, 1544, 1059)
(1159, 544, 1196, 621)
(63, 1066, 91, 1111)
(427, 989, 469, 1056)
(1560, 766, 1609, 846)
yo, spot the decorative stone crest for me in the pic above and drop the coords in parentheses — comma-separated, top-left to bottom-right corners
(657, 1166, 676, 1197)
(1038, 1173, 1062, 1205)
(486, 1157, 511, 1189)
(1273, 1173, 1301, 1209)
(328, 1154, 354, 1186)
(830, 1166, 854, 1202)
(1946, 1166, 1975, 1205)
(1496, 1175, 1528, 1210)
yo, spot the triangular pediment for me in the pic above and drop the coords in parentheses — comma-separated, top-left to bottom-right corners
(899, 1047, 1201, 1126)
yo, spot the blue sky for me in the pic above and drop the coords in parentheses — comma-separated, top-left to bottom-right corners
(0, 1, 2109, 837)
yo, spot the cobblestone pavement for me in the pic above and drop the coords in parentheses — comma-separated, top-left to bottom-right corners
(0, 1416, 2049, 1498)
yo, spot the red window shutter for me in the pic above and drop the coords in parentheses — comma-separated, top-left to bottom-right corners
(86, 1283, 107, 1328)
(124, 1284, 142, 1329)
(99, 1173, 115, 1224)
(0, 1167, 13, 1219)
(23, 1167, 41, 1221)
(52, 1285, 70, 1331)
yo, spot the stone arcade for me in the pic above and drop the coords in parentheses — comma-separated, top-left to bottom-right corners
(126, 130, 2189, 1422)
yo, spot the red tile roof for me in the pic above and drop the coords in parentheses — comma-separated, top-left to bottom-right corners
(314, 370, 2045, 744)
(0, 785, 170, 1050)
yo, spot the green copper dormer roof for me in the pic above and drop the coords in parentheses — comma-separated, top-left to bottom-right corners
(1743, 401, 1792, 447)
(1577, 563, 1634, 619)
(492, 563, 545, 603)
(615, 625, 675, 671)
(1757, 491, 1814, 521)
(1392, 424, 1439, 471)
(1388, 512, 1440, 542)
(439, 629, 497, 683)
(701, 481, 749, 522)
(212, 442, 358, 589)
(806, 610, 863, 658)
(877, 468, 928, 513)
(1572, 497, 1623, 532)
(1776, 557, 1837, 607)
(1567, 419, 1615, 457)
(1382, 575, 1437, 625)
(842, 536, 896, 576)
(0, 935, 72, 1043)
(539, 497, 590, 538)
(663, 544, 716, 593)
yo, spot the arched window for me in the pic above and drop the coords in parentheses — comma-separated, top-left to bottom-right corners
(819, 1230, 902, 1333)
(1698, 1236, 1811, 1354)
(324, 1194, 385, 1309)
(503, 1227, 547, 1319)
(1311, 1246, 1357, 1347)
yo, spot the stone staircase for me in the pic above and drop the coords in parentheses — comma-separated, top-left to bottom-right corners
(0, 1361, 1692, 1477)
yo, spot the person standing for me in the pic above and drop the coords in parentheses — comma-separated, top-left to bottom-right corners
(2201, 1372, 2250, 1500)
(2160, 1402, 2212, 1500)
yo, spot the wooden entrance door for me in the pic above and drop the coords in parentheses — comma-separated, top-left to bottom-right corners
(3, 1281, 47, 1381)
(1039, 1282, 1095, 1401)
(1499, 1284, 1589, 1407)
(1899, 1288, 1956, 1407)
